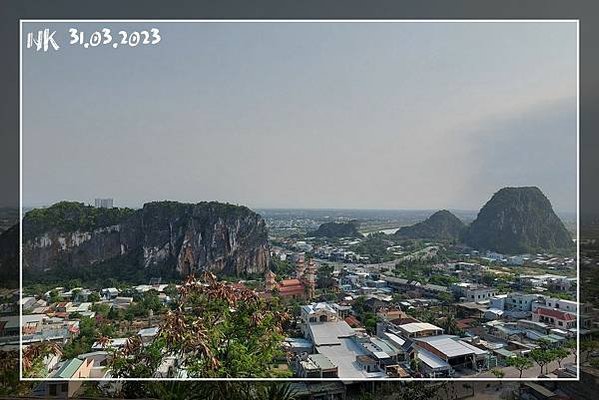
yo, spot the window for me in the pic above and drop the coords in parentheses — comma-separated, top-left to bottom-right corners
(61, 383, 68, 392)
(49, 385, 57, 396)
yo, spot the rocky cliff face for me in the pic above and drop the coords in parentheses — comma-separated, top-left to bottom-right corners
(465, 187, 573, 254)
(21, 201, 270, 279)
(395, 210, 466, 241)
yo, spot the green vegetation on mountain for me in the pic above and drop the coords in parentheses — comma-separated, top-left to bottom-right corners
(465, 187, 574, 254)
(395, 210, 466, 242)
(20, 200, 270, 281)
(24, 202, 135, 237)
(310, 221, 362, 238)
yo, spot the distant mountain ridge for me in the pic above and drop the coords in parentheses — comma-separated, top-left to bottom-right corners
(465, 186, 573, 254)
(391, 187, 573, 255)
(394, 210, 466, 241)
(310, 221, 363, 238)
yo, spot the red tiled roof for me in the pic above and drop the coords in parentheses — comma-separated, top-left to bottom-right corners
(280, 279, 302, 287)
(278, 286, 304, 295)
(456, 318, 476, 330)
(535, 307, 576, 321)
(345, 315, 362, 328)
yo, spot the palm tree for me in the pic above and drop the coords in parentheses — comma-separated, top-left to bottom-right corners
(257, 383, 298, 400)
(144, 381, 292, 400)
(95, 335, 111, 349)
(442, 313, 459, 335)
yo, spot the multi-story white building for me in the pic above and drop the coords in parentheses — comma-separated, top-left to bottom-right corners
(453, 283, 497, 302)
(489, 294, 508, 310)
(505, 293, 540, 312)
(94, 198, 113, 208)
(532, 297, 577, 314)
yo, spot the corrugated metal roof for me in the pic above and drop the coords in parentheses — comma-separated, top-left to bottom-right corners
(55, 358, 84, 379)
(417, 348, 450, 370)
(415, 335, 487, 358)
(383, 332, 406, 349)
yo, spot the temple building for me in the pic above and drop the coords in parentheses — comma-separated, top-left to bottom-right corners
(264, 256, 317, 300)
(304, 259, 316, 299)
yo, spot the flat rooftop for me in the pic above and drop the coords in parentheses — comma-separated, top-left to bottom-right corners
(316, 337, 386, 379)
(308, 320, 355, 346)
(397, 322, 443, 334)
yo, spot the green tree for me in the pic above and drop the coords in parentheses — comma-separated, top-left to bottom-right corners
(394, 382, 442, 400)
(490, 368, 505, 379)
(581, 339, 599, 362)
(316, 263, 334, 289)
(132, 381, 297, 400)
(48, 289, 60, 304)
(141, 289, 163, 313)
(537, 338, 552, 351)
(410, 356, 421, 375)
(361, 312, 378, 334)
(88, 292, 100, 302)
(257, 382, 298, 400)
(437, 291, 454, 305)
(164, 284, 178, 300)
(551, 347, 570, 369)
(507, 356, 533, 378)
(91, 302, 110, 317)
(564, 339, 577, 363)
(530, 349, 551, 377)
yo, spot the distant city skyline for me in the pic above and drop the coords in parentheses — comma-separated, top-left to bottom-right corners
(22, 21, 577, 212)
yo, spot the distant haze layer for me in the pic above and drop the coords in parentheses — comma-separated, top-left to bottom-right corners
(22, 21, 577, 212)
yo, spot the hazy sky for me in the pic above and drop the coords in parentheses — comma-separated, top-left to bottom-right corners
(22, 21, 577, 212)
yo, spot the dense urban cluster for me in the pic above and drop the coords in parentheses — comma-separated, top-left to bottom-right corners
(2, 233, 594, 394)
(1, 198, 596, 399)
